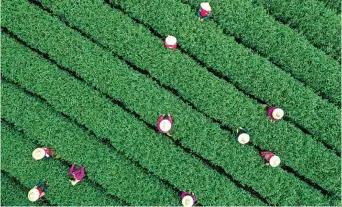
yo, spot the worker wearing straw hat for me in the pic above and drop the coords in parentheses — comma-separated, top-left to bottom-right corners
(181, 191, 196, 207)
(69, 163, 85, 186)
(32, 147, 53, 161)
(157, 114, 173, 136)
(236, 127, 250, 144)
(28, 181, 48, 202)
(268, 106, 284, 123)
(164, 35, 178, 49)
(261, 151, 281, 167)
(197, 2, 212, 21)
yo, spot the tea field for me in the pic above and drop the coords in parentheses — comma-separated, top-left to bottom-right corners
(1, 0, 341, 206)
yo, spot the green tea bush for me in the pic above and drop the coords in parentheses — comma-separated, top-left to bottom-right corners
(1, 123, 123, 206)
(255, 0, 340, 61)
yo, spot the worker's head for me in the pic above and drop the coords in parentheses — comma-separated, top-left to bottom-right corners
(182, 195, 194, 207)
(44, 181, 48, 186)
(272, 108, 284, 120)
(160, 119, 172, 132)
(269, 156, 281, 167)
(237, 133, 250, 144)
(32, 148, 46, 160)
(28, 189, 40, 202)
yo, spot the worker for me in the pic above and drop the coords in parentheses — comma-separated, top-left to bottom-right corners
(32, 147, 53, 161)
(164, 35, 177, 49)
(157, 114, 173, 136)
(69, 163, 85, 186)
(236, 127, 250, 144)
(268, 106, 284, 123)
(28, 181, 48, 202)
(181, 191, 196, 207)
(197, 2, 211, 21)
(261, 151, 281, 167)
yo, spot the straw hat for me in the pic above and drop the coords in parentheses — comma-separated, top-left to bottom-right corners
(165, 35, 177, 45)
(28, 189, 40, 202)
(237, 133, 250, 144)
(269, 156, 281, 167)
(159, 119, 172, 132)
(182, 195, 194, 207)
(200, 2, 212, 12)
(32, 148, 46, 160)
(272, 108, 284, 120)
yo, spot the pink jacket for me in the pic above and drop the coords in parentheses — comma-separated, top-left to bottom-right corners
(69, 164, 85, 181)
(261, 151, 275, 162)
(157, 115, 173, 133)
(267, 107, 279, 122)
(181, 191, 196, 203)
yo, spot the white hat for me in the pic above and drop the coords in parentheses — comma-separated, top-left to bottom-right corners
(28, 189, 40, 202)
(272, 108, 284, 120)
(32, 148, 46, 160)
(165, 35, 177, 45)
(200, 2, 212, 12)
(269, 156, 281, 167)
(182, 195, 194, 207)
(159, 119, 172, 132)
(237, 133, 250, 144)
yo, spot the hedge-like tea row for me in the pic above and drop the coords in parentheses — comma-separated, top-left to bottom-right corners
(1, 38, 264, 206)
(105, 0, 341, 141)
(318, 0, 341, 13)
(1, 171, 43, 206)
(181, 0, 341, 101)
(3, 0, 340, 198)
(1, 23, 337, 207)
(40, 0, 341, 151)
(1, 84, 182, 205)
(255, 0, 340, 62)
(1, 122, 123, 206)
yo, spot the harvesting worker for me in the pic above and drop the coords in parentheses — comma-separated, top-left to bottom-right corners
(157, 114, 173, 136)
(236, 127, 250, 144)
(181, 191, 196, 207)
(261, 151, 281, 167)
(197, 2, 212, 21)
(28, 181, 49, 202)
(32, 147, 53, 161)
(263, 105, 284, 123)
(69, 163, 85, 186)
(164, 35, 178, 49)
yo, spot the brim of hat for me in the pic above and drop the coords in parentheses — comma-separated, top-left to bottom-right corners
(165, 36, 177, 45)
(32, 148, 45, 160)
(238, 133, 250, 144)
(160, 120, 172, 132)
(270, 156, 281, 167)
(200, 3, 212, 11)
(28, 189, 40, 201)
(182, 196, 194, 207)
(272, 109, 284, 119)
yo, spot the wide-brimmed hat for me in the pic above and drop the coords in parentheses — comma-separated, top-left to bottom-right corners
(182, 195, 194, 207)
(269, 156, 281, 167)
(32, 148, 46, 160)
(160, 119, 172, 132)
(272, 108, 284, 120)
(238, 133, 250, 144)
(200, 2, 212, 11)
(165, 35, 177, 45)
(28, 189, 40, 202)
